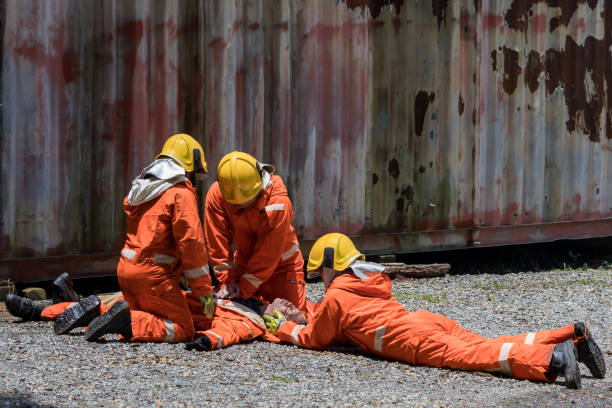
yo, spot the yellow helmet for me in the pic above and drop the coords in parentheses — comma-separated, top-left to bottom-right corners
(307, 233, 365, 272)
(217, 151, 274, 205)
(156, 133, 207, 173)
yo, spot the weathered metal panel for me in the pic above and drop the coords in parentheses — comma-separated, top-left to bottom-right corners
(1, 0, 612, 280)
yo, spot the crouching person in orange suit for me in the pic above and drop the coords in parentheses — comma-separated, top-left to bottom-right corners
(263, 233, 606, 390)
(184, 297, 308, 352)
(204, 151, 306, 313)
(82, 134, 214, 343)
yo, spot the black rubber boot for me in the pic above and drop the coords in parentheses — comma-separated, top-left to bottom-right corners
(54, 295, 101, 335)
(4, 294, 44, 321)
(51, 272, 80, 303)
(185, 335, 212, 351)
(574, 322, 606, 379)
(84, 300, 132, 342)
(549, 340, 581, 389)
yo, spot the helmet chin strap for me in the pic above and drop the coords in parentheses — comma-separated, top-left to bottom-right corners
(322, 267, 343, 289)
(187, 172, 198, 187)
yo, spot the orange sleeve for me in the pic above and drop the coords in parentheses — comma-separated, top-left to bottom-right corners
(171, 185, 212, 298)
(237, 196, 292, 299)
(276, 294, 342, 350)
(204, 183, 236, 287)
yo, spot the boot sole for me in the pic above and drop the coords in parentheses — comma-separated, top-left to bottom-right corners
(54, 295, 100, 335)
(84, 300, 130, 342)
(577, 336, 606, 379)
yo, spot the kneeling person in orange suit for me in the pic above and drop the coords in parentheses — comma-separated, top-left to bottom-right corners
(204, 152, 306, 313)
(84, 134, 215, 343)
(264, 233, 606, 390)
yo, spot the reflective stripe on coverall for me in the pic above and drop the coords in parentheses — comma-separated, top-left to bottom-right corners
(204, 176, 305, 312)
(118, 181, 212, 342)
(276, 261, 577, 383)
(193, 299, 280, 350)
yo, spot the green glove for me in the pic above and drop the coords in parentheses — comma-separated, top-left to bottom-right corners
(199, 295, 215, 319)
(263, 310, 287, 334)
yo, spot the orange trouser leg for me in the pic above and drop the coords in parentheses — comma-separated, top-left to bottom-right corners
(118, 261, 195, 343)
(41, 297, 120, 321)
(406, 311, 554, 382)
(479, 324, 576, 346)
(194, 315, 260, 350)
(41, 302, 76, 321)
(255, 272, 306, 314)
(421, 332, 554, 381)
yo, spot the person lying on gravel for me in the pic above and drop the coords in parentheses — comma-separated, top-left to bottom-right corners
(263, 232, 606, 390)
(5, 285, 309, 351)
(5, 290, 126, 332)
(80, 287, 312, 346)
(4, 272, 83, 322)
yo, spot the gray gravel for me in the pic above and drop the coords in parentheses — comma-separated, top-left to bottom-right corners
(1, 267, 611, 407)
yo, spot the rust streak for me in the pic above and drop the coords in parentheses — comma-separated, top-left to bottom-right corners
(525, 50, 542, 93)
(502, 47, 521, 95)
(414, 91, 435, 137)
(343, 0, 403, 19)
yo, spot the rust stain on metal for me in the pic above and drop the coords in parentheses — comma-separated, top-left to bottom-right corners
(414, 91, 435, 136)
(401, 185, 414, 206)
(498, 1, 612, 141)
(502, 47, 522, 95)
(343, 0, 403, 19)
(388, 158, 400, 179)
(525, 50, 543, 92)
(506, 1, 595, 33)
(396, 198, 405, 212)
(432, 0, 450, 28)
(545, 35, 607, 141)
(491, 49, 497, 72)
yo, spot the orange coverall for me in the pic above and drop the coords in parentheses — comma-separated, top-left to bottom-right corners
(276, 261, 576, 383)
(193, 298, 280, 350)
(204, 176, 306, 312)
(118, 181, 213, 342)
(43, 292, 278, 348)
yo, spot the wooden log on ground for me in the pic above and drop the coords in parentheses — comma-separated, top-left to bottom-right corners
(381, 263, 450, 280)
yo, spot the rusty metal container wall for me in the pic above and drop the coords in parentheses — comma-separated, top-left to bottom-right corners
(1, 0, 612, 276)
(478, 1, 612, 229)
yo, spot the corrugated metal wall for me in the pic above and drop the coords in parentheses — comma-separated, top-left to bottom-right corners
(1, 0, 612, 279)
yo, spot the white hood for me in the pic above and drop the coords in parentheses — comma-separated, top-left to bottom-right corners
(127, 159, 188, 206)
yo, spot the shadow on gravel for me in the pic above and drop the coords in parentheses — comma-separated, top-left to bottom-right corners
(394, 238, 612, 276)
(0, 391, 55, 408)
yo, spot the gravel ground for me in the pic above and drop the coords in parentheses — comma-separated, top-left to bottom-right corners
(1, 267, 610, 407)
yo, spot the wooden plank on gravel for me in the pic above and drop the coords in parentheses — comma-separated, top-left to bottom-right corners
(381, 263, 450, 280)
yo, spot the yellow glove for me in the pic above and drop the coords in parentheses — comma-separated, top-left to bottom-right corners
(199, 295, 215, 319)
(263, 310, 287, 334)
